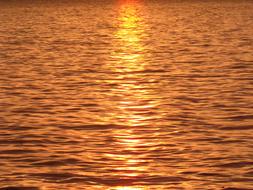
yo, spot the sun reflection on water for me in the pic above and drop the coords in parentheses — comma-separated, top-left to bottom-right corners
(110, 1, 148, 73)
(106, 0, 161, 128)
(107, 0, 159, 127)
(112, 186, 146, 190)
(103, 1, 156, 188)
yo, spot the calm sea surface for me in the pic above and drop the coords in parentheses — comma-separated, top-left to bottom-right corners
(0, 0, 253, 189)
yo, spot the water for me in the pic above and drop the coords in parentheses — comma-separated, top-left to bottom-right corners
(0, 0, 253, 189)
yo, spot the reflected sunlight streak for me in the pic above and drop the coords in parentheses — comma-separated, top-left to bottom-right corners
(105, 1, 152, 187)
(112, 186, 146, 190)
(110, 2, 147, 72)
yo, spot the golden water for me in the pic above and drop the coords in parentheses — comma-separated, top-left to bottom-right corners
(0, 0, 253, 189)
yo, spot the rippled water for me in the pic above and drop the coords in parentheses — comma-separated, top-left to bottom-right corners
(0, 0, 253, 189)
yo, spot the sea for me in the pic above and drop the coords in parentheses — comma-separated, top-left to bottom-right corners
(0, 0, 253, 189)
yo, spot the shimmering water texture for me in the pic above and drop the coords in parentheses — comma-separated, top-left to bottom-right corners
(0, 0, 253, 189)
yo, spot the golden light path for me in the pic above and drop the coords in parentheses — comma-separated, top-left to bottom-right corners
(110, 1, 147, 73)
(96, 1, 191, 189)
(113, 186, 146, 190)
(105, 1, 153, 189)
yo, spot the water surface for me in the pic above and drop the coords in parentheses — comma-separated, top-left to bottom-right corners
(0, 0, 253, 189)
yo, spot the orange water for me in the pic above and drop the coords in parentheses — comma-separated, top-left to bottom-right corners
(0, 1, 253, 189)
